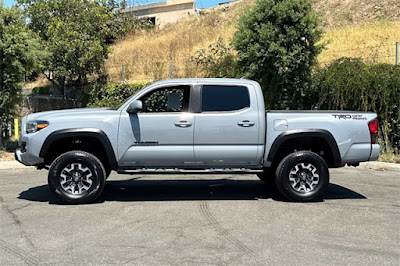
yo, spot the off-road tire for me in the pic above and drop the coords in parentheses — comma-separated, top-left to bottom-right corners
(275, 151, 329, 202)
(48, 151, 106, 204)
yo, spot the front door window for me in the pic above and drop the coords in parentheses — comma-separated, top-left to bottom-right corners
(140, 86, 190, 113)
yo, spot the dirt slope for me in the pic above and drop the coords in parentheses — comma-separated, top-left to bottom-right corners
(106, 0, 400, 83)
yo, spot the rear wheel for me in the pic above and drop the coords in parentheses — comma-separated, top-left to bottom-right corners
(275, 151, 329, 202)
(48, 151, 106, 204)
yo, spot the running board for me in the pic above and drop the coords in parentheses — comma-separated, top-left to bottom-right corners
(117, 168, 263, 175)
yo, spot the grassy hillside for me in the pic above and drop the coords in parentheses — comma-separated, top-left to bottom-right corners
(319, 21, 400, 66)
(105, 0, 400, 83)
(105, 0, 248, 83)
(313, 0, 400, 27)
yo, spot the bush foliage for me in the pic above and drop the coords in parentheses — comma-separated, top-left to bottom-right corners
(313, 58, 400, 153)
(233, 0, 324, 109)
(30, 86, 51, 95)
(18, 0, 137, 96)
(88, 83, 148, 108)
(191, 37, 241, 78)
(0, 4, 42, 148)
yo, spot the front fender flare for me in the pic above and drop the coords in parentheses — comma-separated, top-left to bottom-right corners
(39, 128, 118, 169)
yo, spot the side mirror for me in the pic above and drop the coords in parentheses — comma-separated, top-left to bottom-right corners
(127, 100, 142, 114)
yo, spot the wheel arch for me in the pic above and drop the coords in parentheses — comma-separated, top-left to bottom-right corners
(39, 128, 118, 170)
(267, 129, 342, 167)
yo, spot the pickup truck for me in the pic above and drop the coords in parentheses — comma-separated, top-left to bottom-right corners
(15, 78, 380, 204)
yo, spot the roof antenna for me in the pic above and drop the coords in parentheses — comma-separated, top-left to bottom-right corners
(240, 76, 249, 79)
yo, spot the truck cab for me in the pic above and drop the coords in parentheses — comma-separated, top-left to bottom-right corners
(117, 79, 265, 169)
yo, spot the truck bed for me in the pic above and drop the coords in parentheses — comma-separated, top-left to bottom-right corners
(264, 110, 379, 166)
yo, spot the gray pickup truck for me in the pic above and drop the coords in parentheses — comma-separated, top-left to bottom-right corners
(15, 78, 380, 204)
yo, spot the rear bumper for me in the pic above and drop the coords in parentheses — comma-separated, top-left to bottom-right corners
(15, 148, 44, 166)
(342, 143, 380, 164)
(369, 144, 380, 161)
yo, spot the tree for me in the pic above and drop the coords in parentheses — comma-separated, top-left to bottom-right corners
(0, 3, 42, 148)
(313, 58, 400, 153)
(191, 37, 241, 78)
(18, 0, 134, 97)
(232, 0, 324, 109)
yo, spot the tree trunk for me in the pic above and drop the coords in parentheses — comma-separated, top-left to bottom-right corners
(60, 77, 66, 99)
(0, 125, 4, 150)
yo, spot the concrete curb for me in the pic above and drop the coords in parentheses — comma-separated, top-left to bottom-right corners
(360, 161, 400, 172)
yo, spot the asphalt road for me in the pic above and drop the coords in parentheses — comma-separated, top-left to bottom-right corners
(0, 167, 399, 265)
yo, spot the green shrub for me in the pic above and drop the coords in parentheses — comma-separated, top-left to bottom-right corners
(313, 58, 400, 153)
(30, 86, 51, 95)
(191, 37, 241, 78)
(5, 140, 19, 152)
(88, 83, 148, 109)
(233, 0, 324, 109)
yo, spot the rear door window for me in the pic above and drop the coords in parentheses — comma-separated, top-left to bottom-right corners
(201, 85, 250, 112)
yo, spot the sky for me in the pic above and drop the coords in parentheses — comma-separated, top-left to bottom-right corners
(3, 0, 15, 7)
(2, 0, 228, 9)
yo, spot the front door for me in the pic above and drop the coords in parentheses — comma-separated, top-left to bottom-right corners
(194, 84, 261, 167)
(118, 85, 195, 167)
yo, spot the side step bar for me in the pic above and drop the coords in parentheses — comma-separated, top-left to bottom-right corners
(117, 168, 263, 175)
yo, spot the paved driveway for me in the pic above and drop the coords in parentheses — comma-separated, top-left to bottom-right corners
(0, 166, 399, 265)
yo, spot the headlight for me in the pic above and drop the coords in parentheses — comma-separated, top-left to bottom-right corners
(26, 121, 49, 133)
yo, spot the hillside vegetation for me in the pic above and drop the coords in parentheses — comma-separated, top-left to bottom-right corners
(105, 0, 400, 83)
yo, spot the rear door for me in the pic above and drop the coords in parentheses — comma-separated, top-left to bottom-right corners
(193, 84, 261, 167)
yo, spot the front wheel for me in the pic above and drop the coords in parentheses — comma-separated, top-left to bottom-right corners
(275, 151, 329, 202)
(48, 151, 106, 204)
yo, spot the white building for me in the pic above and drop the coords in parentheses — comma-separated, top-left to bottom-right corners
(121, 0, 196, 28)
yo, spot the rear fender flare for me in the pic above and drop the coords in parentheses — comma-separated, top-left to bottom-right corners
(267, 129, 342, 167)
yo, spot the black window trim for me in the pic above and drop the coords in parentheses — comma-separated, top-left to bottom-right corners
(199, 84, 251, 113)
(137, 84, 194, 114)
(190, 84, 202, 113)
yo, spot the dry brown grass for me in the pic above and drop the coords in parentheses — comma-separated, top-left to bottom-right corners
(105, 0, 400, 83)
(0, 151, 14, 161)
(25, 75, 51, 89)
(313, 0, 400, 27)
(105, 0, 250, 83)
(318, 21, 400, 65)
(379, 152, 400, 164)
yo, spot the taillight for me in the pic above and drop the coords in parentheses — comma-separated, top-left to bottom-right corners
(368, 118, 378, 144)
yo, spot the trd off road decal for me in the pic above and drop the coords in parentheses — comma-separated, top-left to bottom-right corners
(332, 114, 367, 120)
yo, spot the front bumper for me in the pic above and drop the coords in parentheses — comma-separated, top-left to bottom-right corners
(15, 148, 44, 166)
